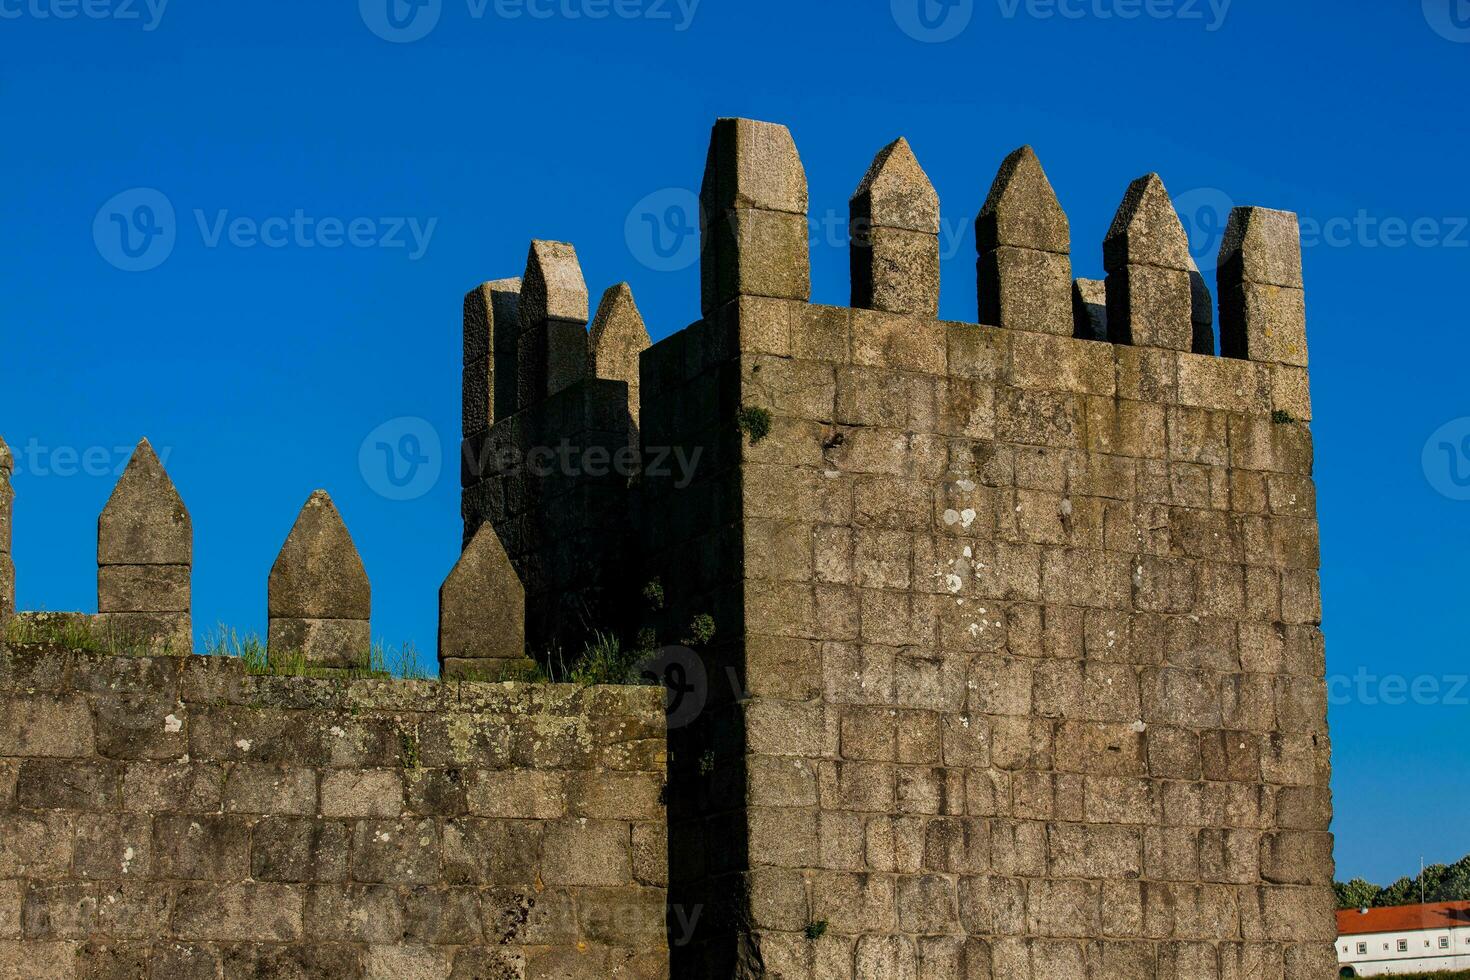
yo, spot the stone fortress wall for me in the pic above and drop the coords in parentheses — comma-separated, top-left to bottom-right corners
(0, 112, 1336, 979)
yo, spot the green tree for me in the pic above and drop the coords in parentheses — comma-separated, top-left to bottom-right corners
(1426, 855, 1470, 903)
(1376, 876, 1419, 908)
(1335, 878, 1380, 910)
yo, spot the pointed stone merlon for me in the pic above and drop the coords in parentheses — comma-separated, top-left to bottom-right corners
(438, 523, 528, 680)
(1072, 278, 1107, 342)
(463, 277, 522, 442)
(977, 146, 1073, 335)
(517, 241, 590, 411)
(267, 490, 371, 669)
(1218, 207, 1307, 366)
(96, 439, 191, 653)
(590, 283, 652, 429)
(1104, 174, 1193, 351)
(0, 436, 13, 628)
(850, 138, 940, 317)
(700, 117, 811, 316)
(1189, 256, 1215, 355)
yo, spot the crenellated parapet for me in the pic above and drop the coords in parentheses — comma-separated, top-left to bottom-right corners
(460, 240, 649, 656)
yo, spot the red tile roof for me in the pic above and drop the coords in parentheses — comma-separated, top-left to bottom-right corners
(1338, 901, 1470, 935)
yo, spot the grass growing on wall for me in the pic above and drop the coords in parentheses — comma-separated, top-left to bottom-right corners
(201, 626, 431, 681)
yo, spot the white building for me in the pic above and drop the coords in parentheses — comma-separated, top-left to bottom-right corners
(1338, 901, 1470, 976)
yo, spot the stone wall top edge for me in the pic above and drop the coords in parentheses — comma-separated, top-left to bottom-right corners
(0, 645, 666, 720)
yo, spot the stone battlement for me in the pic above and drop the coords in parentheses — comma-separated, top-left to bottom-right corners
(0, 115, 1335, 980)
(459, 116, 1333, 979)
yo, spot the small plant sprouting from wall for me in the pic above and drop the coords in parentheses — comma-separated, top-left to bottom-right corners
(682, 614, 716, 648)
(513, 631, 662, 688)
(736, 406, 772, 444)
(398, 725, 422, 770)
(805, 920, 828, 941)
(642, 578, 666, 611)
(1272, 409, 1299, 425)
(698, 750, 716, 776)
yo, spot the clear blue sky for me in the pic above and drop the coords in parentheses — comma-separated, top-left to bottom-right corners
(1, 0, 1467, 885)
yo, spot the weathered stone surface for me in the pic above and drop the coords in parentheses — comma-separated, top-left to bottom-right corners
(1219, 207, 1308, 366)
(438, 523, 525, 675)
(1071, 277, 1109, 343)
(517, 240, 589, 409)
(589, 282, 651, 426)
(0, 436, 12, 627)
(977, 145, 1070, 254)
(266, 617, 371, 670)
(852, 137, 940, 235)
(464, 278, 523, 432)
(978, 147, 1072, 335)
(95, 443, 193, 648)
(267, 491, 370, 668)
(97, 439, 191, 567)
(701, 117, 811, 314)
(519, 240, 590, 328)
(851, 138, 941, 317)
(1104, 174, 1191, 273)
(1104, 174, 1194, 352)
(1189, 255, 1216, 355)
(0, 642, 667, 975)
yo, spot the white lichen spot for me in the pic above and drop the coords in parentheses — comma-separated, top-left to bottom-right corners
(163, 714, 183, 734)
(968, 623, 983, 639)
(960, 716, 972, 729)
(1060, 498, 1073, 517)
(330, 726, 346, 738)
(943, 509, 961, 526)
(122, 846, 136, 875)
(1130, 720, 1147, 733)
(960, 509, 977, 528)
(234, 739, 253, 753)
(946, 574, 964, 595)
(376, 831, 392, 843)
(824, 470, 841, 480)
(956, 479, 976, 492)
